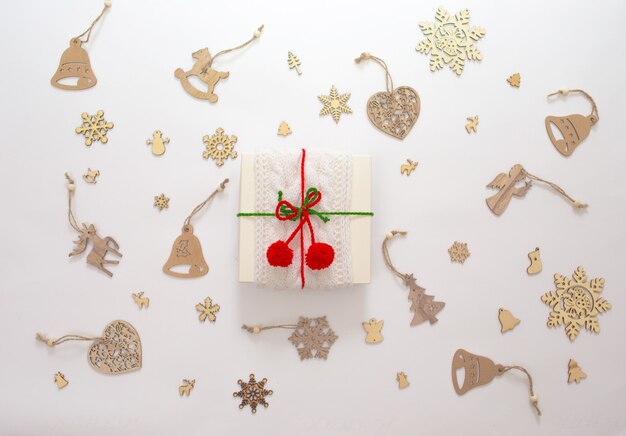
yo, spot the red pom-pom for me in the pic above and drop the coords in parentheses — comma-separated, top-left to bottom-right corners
(267, 240, 294, 267)
(305, 242, 335, 270)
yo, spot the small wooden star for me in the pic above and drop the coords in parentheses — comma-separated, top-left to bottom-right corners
(318, 85, 352, 123)
(196, 297, 220, 322)
(153, 194, 170, 211)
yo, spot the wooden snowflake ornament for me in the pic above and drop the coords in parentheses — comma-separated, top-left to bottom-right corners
(233, 374, 273, 413)
(318, 85, 352, 123)
(541, 266, 611, 341)
(154, 194, 170, 211)
(196, 297, 220, 322)
(448, 241, 470, 264)
(202, 128, 238, 166)
(75, 110, 114, 146)
(416, 7, 485, 75)
(288, 316, 338, 360)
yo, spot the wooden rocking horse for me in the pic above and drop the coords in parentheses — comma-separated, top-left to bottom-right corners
(175, 48, 229, 103)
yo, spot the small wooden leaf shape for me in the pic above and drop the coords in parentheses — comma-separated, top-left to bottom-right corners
(131, 292, 149, 310)
(196, 297, 220, 322)
(527, 247, 542, 275)
(362, 318, 384, 343)
(451, 349, 503, 395)
(179, 379, 196, 396)
(396, 372, 410, 389)
(485, 164, 530, 215)
(507, 73, 521, 88)
(87, 320, 142, 375)
(367, 87, 420, 139)
(82, 168, 99, 184)
(498, 308, 520, 333)
(567, 359, 587, 384)
(465, 116, 478, 134)
(175, 48, 229, 103)
(277, 121, 292, 136)
(287, 51, 302, 75)
(147, 131, 170, 156)
(51, 39, 97, 90)
(163, 225, 209, 278)
(54, 372, 68, 389)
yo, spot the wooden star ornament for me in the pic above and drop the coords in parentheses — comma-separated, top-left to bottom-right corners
(318, 85, 352, 123)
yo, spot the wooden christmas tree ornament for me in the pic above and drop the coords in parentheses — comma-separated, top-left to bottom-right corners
(527, 247, 542, 275)
(233, 374, 273, 413)
(146, 131, 170, 156)
(498, 308, 520, 333)
(541, 266, 611, 341)
(362, 318, 384, 344)
(354, 52, 420, 139)
(131, 292, 149, 309)
(54, 372, 69, 389)
(65, 173, 121, 277)
(400, 159, 418, 176)
(179, 379, 195, 396)
(277, 121, 292, 136)
(36, 320, 141, 375)
(567, 359, 586, 384)
(383, 231, 445, 326)
(163, 179, 228, 278)
(546, 89, 599, 156)
(175, 25, 264, 103)
(452, 349, 541, 416)
(51, 1, 111, 90)
(486, 164, 587, 215)
(196, 297, 220, 322)
(242, 316, 338, 360)
(396, 372, 410, 389)
(82, 168, 100, 184)
(507, 73, 521, 88)
(318, 85, 352, 123)
(287, 51, 302, 75)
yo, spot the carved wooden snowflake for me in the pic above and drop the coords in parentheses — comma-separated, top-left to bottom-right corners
(75, 110, 114, 146)
(318, 85, 352, 123)
(541, 266, 611, 341)
(415, 7, 485, 75)
(153, 193, 170, 211)
(233, 374, 273, 413)
(448, 241, 470, 264)
(196, 297, 220, 322)
(202, 128, 237, 166)
(288, 316, 338, 360)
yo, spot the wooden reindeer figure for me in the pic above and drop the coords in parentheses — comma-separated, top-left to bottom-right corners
(486, 164, 531, 215)
(132, 292, 149, 310)
(400, 159, 418, 176)
(179, 379, 195, 397)
(465, 116, 479, 134)
(175, 48, 229, 103)
(70, 223, 122, 277)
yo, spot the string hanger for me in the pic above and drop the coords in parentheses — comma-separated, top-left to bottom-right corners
(207, 25, 264, 69)
(74, 0, 112, 44)
(36, 332, 100, 347)
(241, 323, 298, 334)
(65, 173, 81, 232)
(355, 52, 394, 93)
(500, 365, 542, 416)
(547, 88, 599, 124)
(382, 230, 409, 281)
(183, 178, 229, 228)
(523, 169, 588, 209)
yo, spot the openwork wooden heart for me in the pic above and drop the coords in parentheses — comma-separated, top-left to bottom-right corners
(88, 320, 142, 375)
(366, 86, 420, 139)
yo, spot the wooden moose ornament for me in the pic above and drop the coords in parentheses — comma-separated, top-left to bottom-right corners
(546, 89, 599, 156)
(163, 179, 228, 278)
(51, 1, 111, 90)
(175, 26, 263, 103)
(36, 320, 142, 375)
(355, 53, 420, 139)
(65, 174, 121, 276)
(452, 349, 541, 416)
(383, 231, 445, 326)
(486, 164, 587, 215)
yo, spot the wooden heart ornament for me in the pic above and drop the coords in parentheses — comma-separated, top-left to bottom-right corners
(88, 320, 142, 375)
(367, 86, 420, 140)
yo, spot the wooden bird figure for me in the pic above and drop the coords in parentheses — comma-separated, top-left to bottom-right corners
(567, 360, 587, 384)
(498, 308, 520, 333)
(485, 164, 531, 215)
(362, 318, 384, 343)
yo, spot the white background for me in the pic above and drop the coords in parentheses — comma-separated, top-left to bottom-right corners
(1, 0, 625, 435)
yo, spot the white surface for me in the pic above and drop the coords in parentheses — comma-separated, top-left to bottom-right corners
(1, 0, 625, 435)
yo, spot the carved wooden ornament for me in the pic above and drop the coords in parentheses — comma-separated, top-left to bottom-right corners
(498, 308, 520, 333)
(147, 131, 170, 156)
(163, 225, 209, 278)
(179, 379, 196, 396)
(54, 372, 69, 389)
(397, 372, 410, 389)
(363, 318, 384, 343)
(527, 247, 542, 275)
(233, 374, 273, 413)
(567, 359, 586, 384)
(88, 320, 142, 375)
(132, 292, 149, 309)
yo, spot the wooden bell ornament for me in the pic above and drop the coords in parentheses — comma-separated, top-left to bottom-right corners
(163, 179, 228, 278)
(451, 349, 541, 416)
(545, 89, 599, 156)
(51, 1, 111, 90)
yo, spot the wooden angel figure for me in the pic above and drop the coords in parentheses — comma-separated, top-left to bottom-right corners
(486, 164, 531, 215)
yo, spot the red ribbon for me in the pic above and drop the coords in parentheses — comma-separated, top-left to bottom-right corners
(273, 149, 318, 288)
